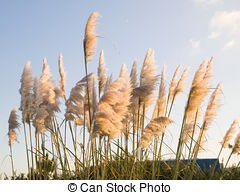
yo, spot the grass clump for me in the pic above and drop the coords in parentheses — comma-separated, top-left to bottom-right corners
(4, 12, 240, 180)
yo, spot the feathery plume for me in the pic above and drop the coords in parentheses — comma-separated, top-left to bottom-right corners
(194, 82, 222, 153)
(130, 60, 138, 89)
(94, 72, 132, 140)
(129, 60, 139, 121)
(168, 64, 182, 102)
(84, 74, 98, 130)
(202, 82, 222, 129)
(19, 61, 34, 122)
(65, 73, 97, 131)
(233, 133, 240, 154)
(58, 53, 66, 99)
(185, 58, 213, 123)
(40, 57, 62, 114)
(203, 57, 214, 83)
(191, 60, 207, 87)
(8, 108, 20, 145)
(152, 64, 166, 119)
(120, 64, 128, 78)
(98, 50, 107, 97)
(36, 58, 62, 133)
(19, 61, 33, 104)
(8, 130, 17, 146)
(103, 74, 113, 94)
(40, 57, 56, 104)
(139, 117, 174, 148)
(174, 67, 190, 99)
(8, 108, 20, 132)
(33, 106, 49, 135)
(139, 48, 158, 108)
(182, 123, 195, 144)
(65, 74, 90, 121)
(83, 12, 100, 65)
(32, 77, 42, 114)
(221, 120, 239, 148)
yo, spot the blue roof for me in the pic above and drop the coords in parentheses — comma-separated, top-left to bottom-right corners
(164, 158, 221, 171)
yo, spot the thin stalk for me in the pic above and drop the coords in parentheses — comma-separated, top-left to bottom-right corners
(152, 138, 157, 180)
(53, 119, 70, 178)
(64, 120, 67, 170)
(136, 99, 141, 150)
(217, 145, 224, 160)
(41, 134, 47, 180)
(173, 113, 187, 179)
(125, 132, 129, 160)
(50, 131, 56, 178)
(224, 151, 233, 169)
(140, 103, 146, 161)
(83, 111, 86, 169)
(159, 94, 175, 160)
(9, 144, 15, 179)
(102, 137, 110, 180)
(37, 135, 42, 180)
(89, 138, 96, 179)
(35, 133, 39, 179)
(187, 122, 207, 180)
(23, 121, 30, 179)
(187, 109, 199, 160)
(219, 151, 234, 179)
(83, 50, 92, 130)
(192, 121, 206, 160)
(52, 118, 64, 176)
(95, 138, 100, 179)
(236, 159, 240, 168)
(210, 144, 224, 178)
(117, 138, 120, 161)
(173, 89, 193, 179)
(121, 134, 123, 158)
(28, 123, 35, 179)
(74, 122, 79, 174)
(68, 121, 77, 176)
(132, 115, 136, 156)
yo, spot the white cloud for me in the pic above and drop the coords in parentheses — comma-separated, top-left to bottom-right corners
(189, 39, 200, 48)
(210, 10, 240, 35)
(195, 0, 223, 7)
(208, 31, 220, 39)
(223, 40, 236, 50)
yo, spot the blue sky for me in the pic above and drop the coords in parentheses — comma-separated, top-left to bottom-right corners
(1, 0, 240, 176)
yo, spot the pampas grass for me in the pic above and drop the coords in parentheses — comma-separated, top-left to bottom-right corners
(168, 64, 182, 106)
(152, 65, 166, 119)
(232, 133, 240, 154)
(193, 82, 222, 157)
(225, 133, 240, 169)
(6, 12, 240, 181)
(139, 117, 174, 149)
(139, 48, 158, 108)
(58, 53, 66, 100)
(221, 120, 239, 148)
(84, 12, 100, 65)
(98, 50, 107, 97)
(19, 61, 34, 122)
(94, 71, 132, 141)
(8, 108, 19, 144)
(8, 108, 20, 179)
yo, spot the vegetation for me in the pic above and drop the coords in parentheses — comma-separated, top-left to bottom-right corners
(5, 12, 240, 180)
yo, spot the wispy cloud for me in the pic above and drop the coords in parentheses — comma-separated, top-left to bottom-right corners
(189, 39, 200, 49)
(223, 40, 237, 50)
(208, 31, 220, 39)
(194, 0, 223, 7)
(210, 10, 240, 36)
(209, 10, 240, 50)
